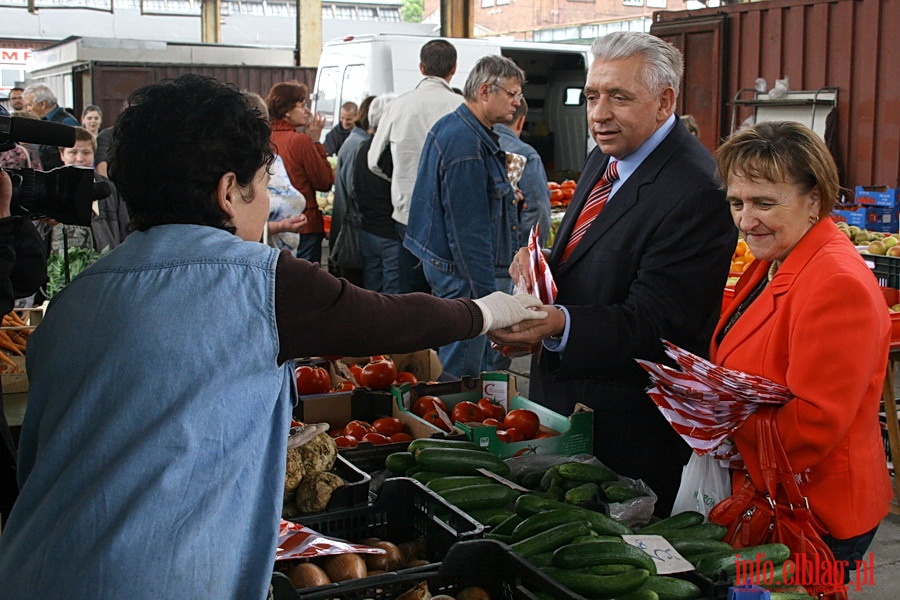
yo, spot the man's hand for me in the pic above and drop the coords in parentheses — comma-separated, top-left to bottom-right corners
(508, 246, 534, 292)
(0, 170, 12, 219)
(487, 304, 566, 346)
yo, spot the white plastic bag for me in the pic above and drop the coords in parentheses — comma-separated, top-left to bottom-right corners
(671, 451, 730, 518)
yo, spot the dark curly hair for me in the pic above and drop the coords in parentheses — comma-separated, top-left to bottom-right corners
(109, 74, 274, 233)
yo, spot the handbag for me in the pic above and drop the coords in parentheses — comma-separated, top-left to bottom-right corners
(708, 407, 848, 599)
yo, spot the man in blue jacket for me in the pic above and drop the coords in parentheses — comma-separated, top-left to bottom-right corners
(405, 55, 527, 377)
(23, 83, 78, 170)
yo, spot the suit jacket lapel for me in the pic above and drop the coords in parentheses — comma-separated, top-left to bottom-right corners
(553, 122, 687, 274)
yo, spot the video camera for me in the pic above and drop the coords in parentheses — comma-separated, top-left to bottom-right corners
(0, 114, 110, 227)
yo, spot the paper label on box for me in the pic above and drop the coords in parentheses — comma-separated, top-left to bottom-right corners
(481, 372, 509, 409)
(476, 468, 530, 492)
(621, 534, 694, 574)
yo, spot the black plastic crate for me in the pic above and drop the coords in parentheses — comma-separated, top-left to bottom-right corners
(272, 539, 577, 600)
(274, 477, 484, 598)
(865, 253, 900, 289)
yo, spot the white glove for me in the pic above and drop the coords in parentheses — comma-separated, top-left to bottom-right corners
(473, 292, 547, 334)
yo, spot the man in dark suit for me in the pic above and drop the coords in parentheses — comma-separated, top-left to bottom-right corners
(490, 31, 736, 516)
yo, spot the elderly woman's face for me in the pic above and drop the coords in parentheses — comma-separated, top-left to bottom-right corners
(726, 172, 821, 263)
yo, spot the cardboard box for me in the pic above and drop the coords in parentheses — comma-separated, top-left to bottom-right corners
(340, 349, 448, 384)
(394, 373, 594, 459)
(866, 205, 896, 233)
(0, 354, 27, 394)
(831, 207, 867, 228)
(856, 186, 899, 208)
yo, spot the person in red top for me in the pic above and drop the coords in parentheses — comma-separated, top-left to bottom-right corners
(266, 81, 334, 262)
(712, 121, 892, 580)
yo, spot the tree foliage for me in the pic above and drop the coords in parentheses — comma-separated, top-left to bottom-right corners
(401, 0, 424, 22)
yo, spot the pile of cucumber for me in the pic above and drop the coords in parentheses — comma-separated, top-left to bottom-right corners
(384, 443, 814, 600)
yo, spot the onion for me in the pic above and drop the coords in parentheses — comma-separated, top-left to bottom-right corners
(456, 586, 491, 600)
(322, 553, 368, 581)
(287, 562, 330, 588)
(359, 536, 382, 546)
(364, 549, 390, 572)
(405, 559, 432, 568)
(373, 541, 404, 570)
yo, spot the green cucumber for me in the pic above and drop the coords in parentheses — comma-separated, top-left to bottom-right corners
(540, 465, 563, 491)
(407, 437, 482, 452)
(409, 470, 447, 484)
(491, 512, 525, 536)
(653, 523, 728, 541)
(510, 520, 593, 558)
(695, 543, 791, 579)
(565, 482, 600, 504)
(436, 483, 520, 511)
(556, 461, 619, 484)
(512, 494, 631, 535)
(542, 567, 649, 598)
(528, 551, 556, 568)
(384, 451, 417, 474)
(639, 511, 704, 534)
(425, 475, 493, 492)
(521, 468, 550, 489)
(552, 541, 657, 574)
(644, 575, 702, 600)
(667, 538, 733, 557)
(466, 507, 516, 527)
(603, 482, 647, 502)
(483, 532, 513, 543)
(575, 564, 636, 576)
(511, 508, 593, 542)
(613, 589, 659, 600)
(414, 447, 510, 476)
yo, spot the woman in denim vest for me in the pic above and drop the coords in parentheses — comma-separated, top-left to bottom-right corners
(0, 74, 546, 600)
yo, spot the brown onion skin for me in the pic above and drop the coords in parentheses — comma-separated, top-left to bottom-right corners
(321, 553, 367, 582)
(287, 562, 331, 588)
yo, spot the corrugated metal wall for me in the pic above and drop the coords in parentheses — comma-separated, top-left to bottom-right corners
(84, 63, 317, 127)
(653, 0, 899, 190)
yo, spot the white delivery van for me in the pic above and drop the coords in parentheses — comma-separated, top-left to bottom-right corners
(313, 34, 592, 175)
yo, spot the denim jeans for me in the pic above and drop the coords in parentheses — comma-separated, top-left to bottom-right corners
(296, 233, 324, 264)
(396, 222, 431, 294)
(423, 262, 511, 377)
(358, 230, 401, 293)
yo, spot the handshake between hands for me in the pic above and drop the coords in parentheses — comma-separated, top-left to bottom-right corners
(472, 292, 565, 350)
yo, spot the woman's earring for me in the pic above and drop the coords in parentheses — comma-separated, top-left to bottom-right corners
(809, 215, 820, 224)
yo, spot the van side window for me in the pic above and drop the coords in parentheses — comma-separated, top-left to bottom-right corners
(315, 66, 341, 129)
(341, 64, 368, 111)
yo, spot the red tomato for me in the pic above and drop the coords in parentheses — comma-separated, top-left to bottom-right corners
(534, 430, 557, 438)
(422, 409, 451, 432)
(334, 435, 358, 448)
(477, 397, 506, 420)
(394, 371, 419, 385)
(389, 432, 414, 443)
(295, 365, 331, 395)
(349, 364, 363, 381)
(329, 427, 345, 438)
(451, 401, 484, 424)
(344, 419, 374, 439)
(547, 181, 560, 190)
(503, 409, 540, 440)
(372, 417, 404, 437)
(412, 395, 447, 418)
(332, 380, 357, 392)
(496, 428, 524, 443)
(361, 432, 392, 446)
(482, 418, 503, 428)
(358, 359, 398, 390)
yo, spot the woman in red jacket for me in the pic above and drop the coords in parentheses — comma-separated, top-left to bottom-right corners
(266, 81, 335, 262)
(711, 121, 892, 582)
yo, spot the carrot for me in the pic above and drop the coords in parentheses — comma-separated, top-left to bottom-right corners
(0, 331, 24, 355)
(0, 351, 19, 371)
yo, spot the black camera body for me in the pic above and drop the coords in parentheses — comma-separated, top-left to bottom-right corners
(0, 113, 107, 226)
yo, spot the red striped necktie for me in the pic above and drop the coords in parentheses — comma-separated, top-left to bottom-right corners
(560, 160, 619, 263)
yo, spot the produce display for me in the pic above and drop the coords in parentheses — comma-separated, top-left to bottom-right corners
(841, 222, 900, 255)
(295, 355, 420, 396)
(0, 310, 32, 369)
(282, 431, 347, 517)
(547, 179, 576, 209)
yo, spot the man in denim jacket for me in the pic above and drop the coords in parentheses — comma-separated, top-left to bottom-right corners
(405, 55, 526, 377)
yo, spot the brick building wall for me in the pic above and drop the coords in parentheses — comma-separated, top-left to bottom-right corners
(425, 0, 670, 39)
